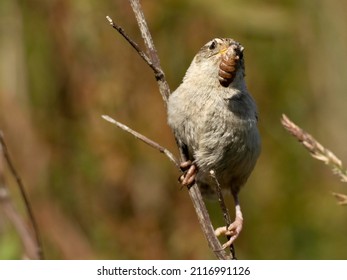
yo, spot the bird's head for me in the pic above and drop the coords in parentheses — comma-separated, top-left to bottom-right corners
(184, 38, 245, 88)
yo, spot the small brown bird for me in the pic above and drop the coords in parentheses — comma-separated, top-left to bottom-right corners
(167, 38, 261, 248)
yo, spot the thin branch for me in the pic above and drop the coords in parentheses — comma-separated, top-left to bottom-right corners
(210, 170, 232, 227)
(105, 16, 161, 78)
(106, 14, 168, 102)
(129, 0, 159, 66)
(187, 183, 231, 259)
(179, 154, 230, 259)
(0, 131, 43, 259)
(210, 170, 236, 259)
(102, 115, 179, 168)
(129, 0, 171, 104)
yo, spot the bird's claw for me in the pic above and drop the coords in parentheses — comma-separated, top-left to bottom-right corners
(179, 160, 197, 186)
(215, 217, 243, 249)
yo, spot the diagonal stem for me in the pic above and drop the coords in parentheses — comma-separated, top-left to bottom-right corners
(102, 115, 179, 168)
(105, 16, 161, 77)
(0, 131, 43, 259)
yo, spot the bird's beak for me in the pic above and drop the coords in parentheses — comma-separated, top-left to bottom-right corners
(219, 44, 229, 55)
(219, 42, 244, 56)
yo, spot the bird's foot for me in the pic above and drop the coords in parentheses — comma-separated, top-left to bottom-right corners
(214, 216, 243, 249)
(179, 160, 197, 186)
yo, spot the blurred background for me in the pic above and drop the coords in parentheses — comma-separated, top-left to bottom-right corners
(1, 0, 347, 259)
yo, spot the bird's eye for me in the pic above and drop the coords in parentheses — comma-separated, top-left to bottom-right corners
(209, 40, 217, 50)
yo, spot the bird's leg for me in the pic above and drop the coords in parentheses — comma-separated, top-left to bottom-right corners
(179, 160, 197, 186)
(214, 193, 243, 249)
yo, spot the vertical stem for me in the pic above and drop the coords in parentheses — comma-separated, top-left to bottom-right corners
(210, 170, 236, 259)
(129, 0, 171, 104)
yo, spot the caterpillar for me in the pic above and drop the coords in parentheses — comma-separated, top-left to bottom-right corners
(218, 44, 243, 87)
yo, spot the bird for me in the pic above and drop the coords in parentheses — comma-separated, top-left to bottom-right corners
(167, 38, 261, 248)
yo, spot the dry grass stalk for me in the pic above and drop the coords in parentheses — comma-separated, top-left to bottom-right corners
(332, 192, 347, 206)
(281, 114, 347, 205)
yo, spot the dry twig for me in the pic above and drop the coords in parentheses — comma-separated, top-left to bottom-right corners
(104, 0, 232, 259)
(105, 16, 161, 80)
(210, 170, 236, 258)
(128, 0, 170, 103)
(102, 115, 179, 168)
